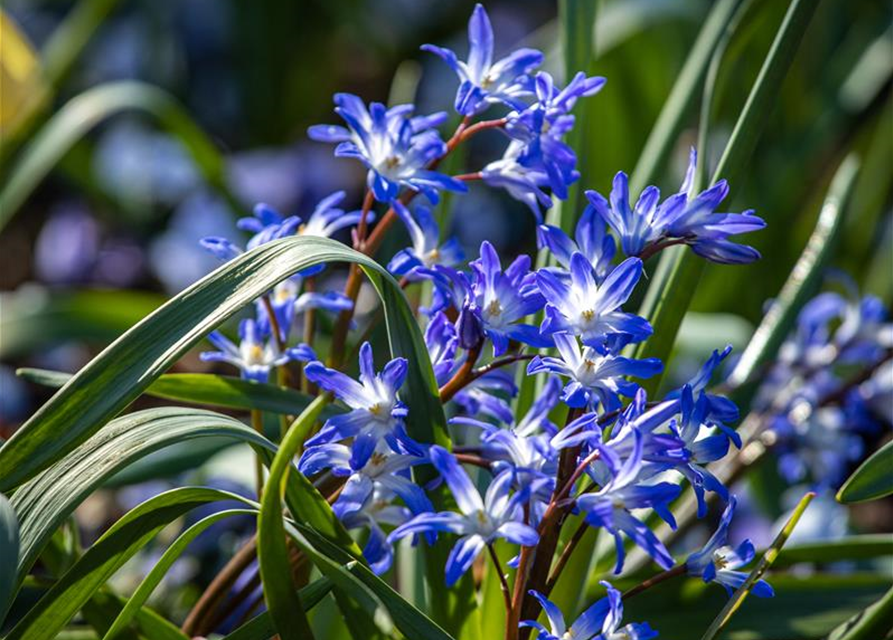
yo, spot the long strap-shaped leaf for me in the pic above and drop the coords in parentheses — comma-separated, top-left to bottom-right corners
(19, 367, 326, 416)
(0, 493, 19, 625)
(0, 80, 238, 232)
(6, 487, 255, 640)
(634, 0, 819, 396)
(222, 579, 335, 640)
(837, 440, 893, 504)
(10, 407, 275, 590)
(0, 236, 449, 492)
(727, 155, 861, 390)
(699, 491, 815, 640)
(102, 508, 258, 640)
(286, 521, 456, 640)
(258, 396, 333, 640)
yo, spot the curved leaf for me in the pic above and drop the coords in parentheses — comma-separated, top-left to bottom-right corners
(18, 368, 323, 416)
(0, 492, 19, 625)
(10, 407, 275, 591)
(258, 396, 339, 640)
(727, 155, 861, 389)
(222, 578, 335, 640)
(699, 491, 815, 640)
(837, 441, 893, 504)
(0, 236, 448, 492)
(634, 0, 820, 397)
(827, 586, 893, 640)
(102, 508, 257, 640)
(6, 487, 254, 640)
(0, 80, 238, 232)
(287, 521, 455, 640)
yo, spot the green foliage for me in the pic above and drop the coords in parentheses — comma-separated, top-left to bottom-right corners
(6, 487, 254, 640)
(837, 441, 893, 504)
(0, 236, 443, 492)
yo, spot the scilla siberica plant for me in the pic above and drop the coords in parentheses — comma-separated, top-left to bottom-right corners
(6, 3, 890, 640)
(212, 4, 767, 636)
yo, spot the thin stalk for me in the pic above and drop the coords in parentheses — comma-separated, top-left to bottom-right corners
(250, 410, 265, 499)
(622, 564, 687, 600)
(488, 544, 513, 615)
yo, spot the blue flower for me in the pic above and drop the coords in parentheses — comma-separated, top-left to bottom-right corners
(481, 143, 554, 221)
(303, 342, 421, 468)
(257, 277, 353, 343)
(200, 318, 315, 383)
(523, 582, 657, 640)
(468, 241, 551, 355)
(576, 428, 680, 573)
(482, 72, 605, 220)
(388, 204, 464, 279)
(537, 204, 616, 282)
(308, 94, 467, 204)
(339, 486, 413, 575)
(299, 444, 432, 521)
(388, 446, 538, 586)
(421, 4, 543, 116)
(686, 497, 773, 598)
(425, 311, 460, 385)
(587, 149, 765, 264)
(528, 333, 662, 411)
(537, 254, 651, 346)
(670, 386, 739, 517)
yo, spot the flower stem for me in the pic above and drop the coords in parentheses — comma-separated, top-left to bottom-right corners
(488, 543, 513, 615)
(439, 343, 483, 403)
(622, 564, 688, 600)
(250, 409, 265, 499)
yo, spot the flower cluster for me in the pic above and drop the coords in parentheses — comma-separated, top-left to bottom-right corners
(195, 4, 793, 636)
(198, 195, 359, 382)
(755, 281, 892, 490)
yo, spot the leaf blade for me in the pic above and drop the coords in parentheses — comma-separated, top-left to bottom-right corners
(837, 441, 893, 504)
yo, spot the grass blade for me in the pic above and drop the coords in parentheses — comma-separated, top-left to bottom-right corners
(0, 236, 447, 492)
(18, 368, 323, 417)
(0, 493, 19, 625)
(6, 487, 255, 640)
(727, 154, 861, 390)
(837, 441, 893, 504)
(630, 0, 742, 193)
(634, 0, 819, 396)
(102, 509, 257, 640)
(10, 407, 275, 592)
(257, 396, 351, 639)
(826, 586, 893, 640)
(290, 522, 456, 640)
(222, 578, 334, 640)
(0, 80, 239, 232)
(699, 491, 815, 640)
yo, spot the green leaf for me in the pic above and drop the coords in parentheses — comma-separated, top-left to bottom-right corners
(101, 509, 257, 640)
(222, 578, 335, 640)
(634, 0, 820, 396)
(18, 368, 322, 416)
(727, 154, 861, 390)
(0, 80, 239, 232)
(6, 487, 254, 640)
(827, 586, 893, 640)
(621, 572, 891, 640)
(837, 441, 893, 504)
(257, 396, 344, 640)
(289, 522, 456, 640)
(0, 236, 447, 493)
(0, 492, 20, 625)
(9, 407, 276, 593)
(699, 491, 815, 640)
(629, 0, 743, 193)
(772, 535, 893, 569)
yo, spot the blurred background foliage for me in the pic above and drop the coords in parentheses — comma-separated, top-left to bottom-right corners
(0, 0, 891, 635)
